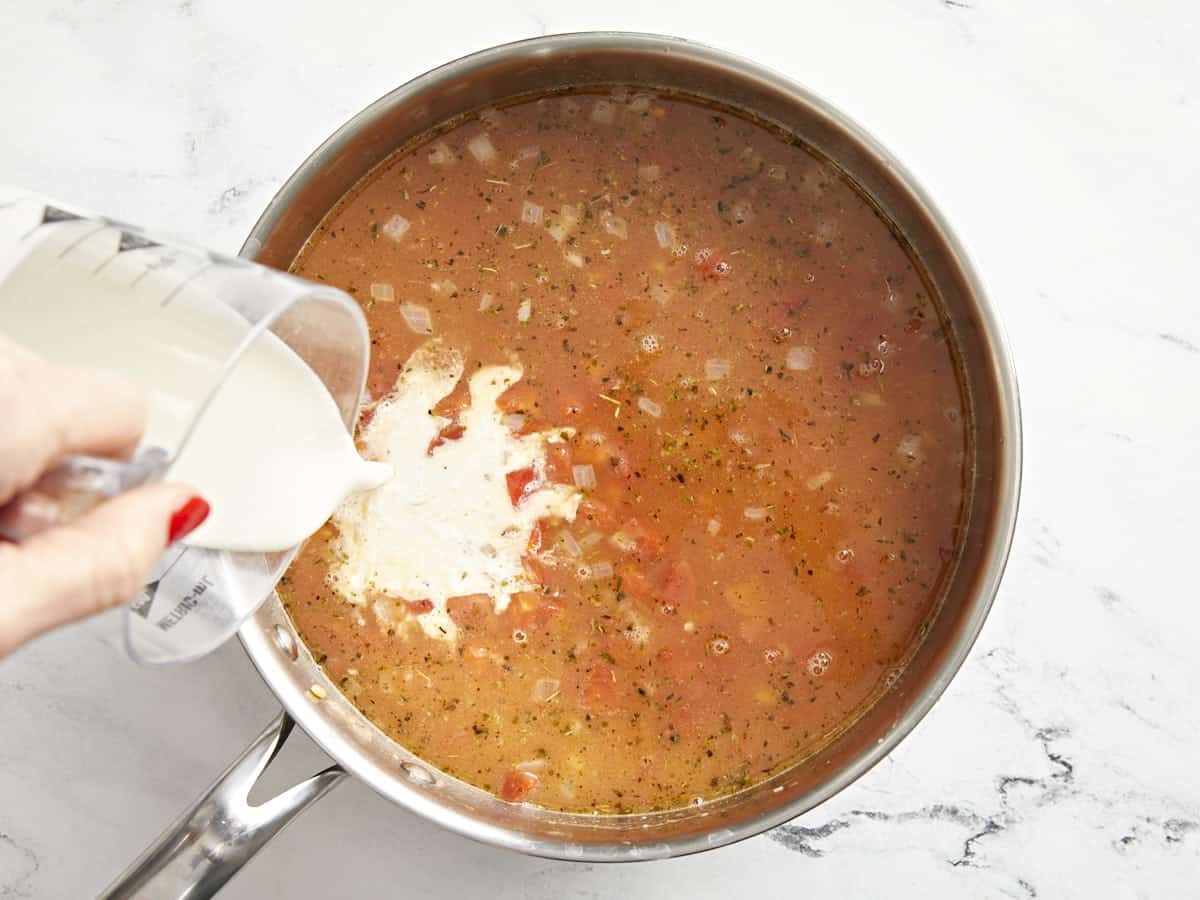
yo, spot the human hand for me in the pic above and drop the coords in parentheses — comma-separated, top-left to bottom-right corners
(0, 335, 208, 657)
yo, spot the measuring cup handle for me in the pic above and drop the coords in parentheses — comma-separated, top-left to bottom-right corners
(0, 447, 169, 542)
(98, 713, 345, 900)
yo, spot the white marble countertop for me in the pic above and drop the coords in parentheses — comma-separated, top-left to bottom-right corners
(2, 1, 1198, 897)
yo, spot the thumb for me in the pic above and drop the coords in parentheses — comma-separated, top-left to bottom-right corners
(0, 483, 208, 657)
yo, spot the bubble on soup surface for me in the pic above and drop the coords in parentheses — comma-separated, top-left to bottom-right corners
(707, 636, 731, 656)
(857, 358, 885, 377)
(807, 650, 833, 676)
(640, 334, 661, 354)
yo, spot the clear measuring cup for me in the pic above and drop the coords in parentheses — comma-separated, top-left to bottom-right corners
(0, 187, 373, 664)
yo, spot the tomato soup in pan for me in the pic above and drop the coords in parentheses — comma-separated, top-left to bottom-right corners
(280, 90, 968, 814)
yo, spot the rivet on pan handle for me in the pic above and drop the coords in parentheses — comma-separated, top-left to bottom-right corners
(98, 714, 345, 900)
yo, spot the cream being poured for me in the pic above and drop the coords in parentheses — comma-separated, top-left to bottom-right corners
(328, 341, 581, 640)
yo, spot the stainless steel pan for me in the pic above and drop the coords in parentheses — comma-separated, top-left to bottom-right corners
(102, 32, 1021, 899)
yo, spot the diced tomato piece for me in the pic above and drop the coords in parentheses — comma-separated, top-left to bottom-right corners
(497, 381, 539, 415)
(430, 374, 472, 419)
(606, 448, 634, 479)
(506, 467, 538, 506)
(577, 497, 618, 531)
(427, 422, 466, 454)
(615, 565, 656, 607)
(405, 598, 434, 615)
(446, 593, 492, 626)
(521, 553, 552, 585)
(659, 560, 695, 612)
(581, 662, 619, 714)
(543, 443, 574, 483)
(527, 521, 545, 554)
(555, 387, 592, 419)
(620, 518, 664, 559)
(510, 592, 562, 628)
(499, 769, 539, 802)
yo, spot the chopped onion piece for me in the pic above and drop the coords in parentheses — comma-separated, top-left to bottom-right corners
(638, 164, 661, 181)
(705, 358, 732, 381)
(591, 100, 616, 125)
(767, 164, 787, 181)
(517, 298, 532, 323)
(650, 282, 673, 305)
(430, 279, 457, 296)
(428, 142, 456, 166)
(381, 214, 410, 242)
(806, 470, 833, 491)
(546, 222, 568, 243)
(564, 251, 585, 268)
(579, 531, 605, 549)
(654, 221, 675, 248)
(467, 133, 497, 163)
(521, 201, 543, 224)
(518, 145, 542, 161)
(530, 680, 560, 703)
(478, 106, 503, 129)
(743, 507, 768, 521)
(591, 560, 615, 580)
(369, 282, 395, 302)
(560, 204, 580, 230)
(731, 200, 753, 225)
(637, 396, 662, 418)
(897, 435, 922, 459)
(628, 92, 655, 113)
(706, 518, 721, 536)
(559, 531, 583, 559)
(786, 346, 815, 371)
(478, 291, 495, 311)
(609, 531, 637, 553)
(601, 211, 628, 239)
(399, 304, 433, 334)
(572, 464, 597, 490)
(501, 413, 525, 432)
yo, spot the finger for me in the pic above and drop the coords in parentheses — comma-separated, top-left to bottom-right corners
(0, 338, 147, 506)
(0, 483, 207, 657)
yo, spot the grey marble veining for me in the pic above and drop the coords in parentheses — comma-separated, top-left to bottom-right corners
(2, 0, 1198, 897)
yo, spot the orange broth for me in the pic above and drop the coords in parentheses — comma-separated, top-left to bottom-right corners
(280, 90, 968, 813)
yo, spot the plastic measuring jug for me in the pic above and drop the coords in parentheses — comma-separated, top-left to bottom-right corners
(0, 187, 389, 663)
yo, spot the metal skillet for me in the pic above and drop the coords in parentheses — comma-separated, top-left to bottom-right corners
(102, 32, 1021, 899)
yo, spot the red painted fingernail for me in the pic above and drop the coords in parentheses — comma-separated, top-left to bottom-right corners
(168, 496, 210, 543)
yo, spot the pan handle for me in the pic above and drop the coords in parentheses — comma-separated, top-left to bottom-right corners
(99, 712, 346, 900)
